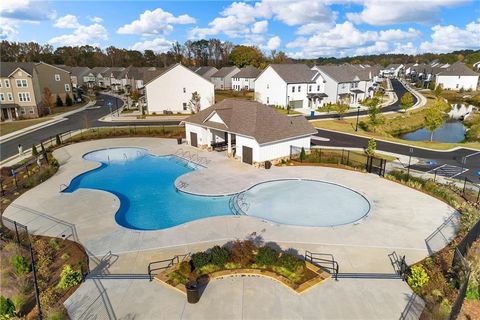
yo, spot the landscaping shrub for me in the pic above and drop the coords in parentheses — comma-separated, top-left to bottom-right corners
(177, 261, 192, 278)
(55, 135, 61, 146)
(65, 94, 73, 106)
(0, 296, 15, 317)
(408, 265, 429, 293)
(12, 255, 30, 275)
(46, 308, 68, 320)
(210, 246, 229, 266)
(55, 95, 63, 107)
(277, 253, 304, 273)
(39, 287, 60, 312)
(61, 253, 70, 261)
(230, 240, 256, 265)
(197, 263, 221, 276)
(57, 265, 82, 289)
(224, 262, 242, 270)
(32, 144, 38, 157)
(49, 238, 61, 251)
(255, 246, 278, 266)
(11, 294, 27, 314)
(167, 271, 188, 286)
(271, 266, 303, 283)
(191, 252, 211, 269)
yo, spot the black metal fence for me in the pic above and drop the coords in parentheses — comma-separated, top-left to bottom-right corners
(1, 216, 43, 319)
(290, 146, 386, 176)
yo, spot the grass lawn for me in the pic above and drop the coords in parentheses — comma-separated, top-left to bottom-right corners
(215, 90, 254, 103)
(274, 108, 303, 115)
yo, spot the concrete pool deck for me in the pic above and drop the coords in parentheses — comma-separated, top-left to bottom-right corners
(2, 137, 458, 319)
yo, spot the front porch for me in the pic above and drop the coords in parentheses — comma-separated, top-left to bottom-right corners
(1, 104, 19, 121)
(307, 93, 328, 109)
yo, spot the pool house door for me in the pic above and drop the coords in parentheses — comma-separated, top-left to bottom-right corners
(242, 146, 253, 165)
(190, 132, 198, 147)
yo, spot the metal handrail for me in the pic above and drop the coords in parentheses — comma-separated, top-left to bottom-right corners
(147, 256, 179, 281)
(305, 250, 339, 280)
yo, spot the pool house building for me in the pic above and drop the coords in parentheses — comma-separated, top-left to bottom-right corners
(183, 99, 316, 165)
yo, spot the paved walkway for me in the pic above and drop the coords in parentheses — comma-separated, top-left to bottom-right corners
(2, 137, 456, 319)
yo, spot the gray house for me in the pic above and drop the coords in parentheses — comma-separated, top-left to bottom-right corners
(210, 66, 240, 90)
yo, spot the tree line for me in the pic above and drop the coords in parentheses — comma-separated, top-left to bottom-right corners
(0, 40, 290, 69)
(1, 40, 478, 69)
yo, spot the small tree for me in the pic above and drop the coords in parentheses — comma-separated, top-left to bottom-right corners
(367, 99, 383, 132)
(42, 87, 54, 114)
(366, 138, 376, 157)
(58, 265, 82, 289)
(188, 91, 201, 113)
(56, 95, 63, 107)
(55, 134, 62, 146)
(0, 296, 16, 317)
(433, 83, 443, 98)
(400, 92, 414, 113)
(130, 89, 139, 103)
(299, 147, 306, 162)
(424, 99, 446, 141)
(336, 103, 349, 119)
(65, 94, 73, 106)
(32, 144, 38, 157)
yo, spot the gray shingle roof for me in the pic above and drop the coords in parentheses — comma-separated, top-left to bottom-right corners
(184, 99, 316, 144)
(0, 62, 35, 77)
(269, 64, 317, 83)
(233, 66, 261, 79)
(317, 64, 370, 83)
(437, 62, 479, 77)
(195, 66, 218, 76)
(211, 66, 239, 78)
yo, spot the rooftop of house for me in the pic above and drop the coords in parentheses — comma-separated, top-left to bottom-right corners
(233, 66, 261, 79)
(0, 62, 35, 77)
(316, 64, 371, 83)
(268, 64, 317, 83)
(437, 62, 479, 77)
(184, 99, 317, 144)
(195, 66, 218, 76)
(211, 66, 239, 78)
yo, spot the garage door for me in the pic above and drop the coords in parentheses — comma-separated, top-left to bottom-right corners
(190, 132, 198, 147)
(290, 100, 303, 109)
(242, 146, 253, 165)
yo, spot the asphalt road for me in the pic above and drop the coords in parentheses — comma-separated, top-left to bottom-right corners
(0, 94, 177, 160)
(306, 78, 416, 120)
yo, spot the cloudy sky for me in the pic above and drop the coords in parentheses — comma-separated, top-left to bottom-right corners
(1, 0, 479, 58)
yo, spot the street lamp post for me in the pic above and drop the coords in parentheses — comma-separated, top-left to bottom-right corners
(407, 147, 413, 178)
(115, 96, 120, 117)
(355, 106, 361, 131)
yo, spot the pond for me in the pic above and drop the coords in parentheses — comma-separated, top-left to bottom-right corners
(399, 104, 474, 143)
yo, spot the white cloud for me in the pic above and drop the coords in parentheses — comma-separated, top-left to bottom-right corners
(267, 36, 281, 50)
(54, 14, 81, 29)
(117, 8, 196, 35)
(252, 20, 268, 34)
(266, 0, 336, 26)
(391, 42, 418, 55)
(347, 0, 468, 25)
(88, 16, 103, 23)
(287, 21, 421, 58)
(49, 23, 108, 46)
(420, 20, 480, 52)
(296, 22, 333, 35)
(130, 38, 172, 52)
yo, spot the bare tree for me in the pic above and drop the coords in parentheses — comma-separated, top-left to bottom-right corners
(188, 91, 201, 113)
(42, 87, 53, 114)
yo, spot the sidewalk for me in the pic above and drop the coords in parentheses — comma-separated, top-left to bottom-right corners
(0, 100, 95, 143)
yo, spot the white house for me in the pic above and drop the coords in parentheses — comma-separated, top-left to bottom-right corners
(313, 64, 375, 106)
(194, 66, 218, 80)
(210, 66, 240, 90)
(435, 62, 479, 91)
(232, 66, 261, 91)
(255, 64, 327, 111)
(183, 99, 316, 165)
(145, 63, 214, 114)
(381, 64, 404, 77)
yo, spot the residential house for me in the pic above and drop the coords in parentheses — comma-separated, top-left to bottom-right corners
(435, 62, 479, 91)
(184, 99, 316, 165)
(210, 66, 240, 90)
(1, 62, 72, 120)
(232, 66, 261, 91)
(56, 66, 91, 89)
(194, 66, 218, 80)
(145, 63, 214, 114)
(313, 64, 375, 106)
(381, 64, 404, 77)
(255, 64, 327, 111)
(90, 67, 110, 88)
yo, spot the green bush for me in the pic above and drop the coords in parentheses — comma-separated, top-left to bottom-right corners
(277, 253, 303, 273)
(60, 253, 70, 261)
(407, 265, 429, 293)
(255, 246, 278, 266)
(271, 266, 303, 283)
(196, 263, 221, 276)
(0, 296, 15, 317)
(191, 252, 211, 270)
(210, 246, 230, 266)
(49, 239, 61, 251)
(65, 94, 73, 106)
(12, 255, 30, 275)
(55, 135, 61, 146)
(177, 261, 192, 278)
(224, 262, 242, 270)
(57, 265, 82, 289)
(32, 144, 38, 157)
(11, 294, 27, 314)
(167, 271, 188, 286)
(55, 95, 63, 107)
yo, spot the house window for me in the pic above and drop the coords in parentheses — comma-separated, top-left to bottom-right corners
(266, 84, 269, 89)
(183, 87, 186, 93)
(29, 107, 34, 114)
(65, 84, 70, 92)
(7, 93, 13, 101)
(309, 85, 312, 92)
(267, 97, 269, 104)
(20, 108, 25, 114)
(4, 79, 10, 88)
(292, 86, 295, 93)
(54, 74, 61, 81)
(298, 86, 301, 92)
(16, 79, 27, 87)
(0, 93, 4, 101)
(456, 84, 459, 88)
(0, 81, 2, 88)
(183, 103, 188, 111)
(18, 92, 31, 102)
(317, 85, 320, 91)
(341, 83, 346, 89)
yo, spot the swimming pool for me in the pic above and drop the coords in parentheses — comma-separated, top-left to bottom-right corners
(65, 148, 371, 230)
(233, 180, 371, 227)
(64, 147, 231, 230)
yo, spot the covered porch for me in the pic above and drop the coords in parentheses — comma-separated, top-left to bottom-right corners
(350, 89, 365, 106)
(1, 104, 19, 121)
(307, 93, 328, 109)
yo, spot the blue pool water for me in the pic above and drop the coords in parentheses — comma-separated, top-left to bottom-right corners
(65, 148, 372, 230)
(64, 148, 231, 230)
